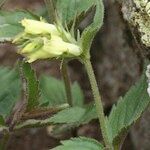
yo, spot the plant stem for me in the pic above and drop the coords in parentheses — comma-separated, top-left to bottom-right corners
(61, 61, 73, 107)
(84, 59, 112, 149)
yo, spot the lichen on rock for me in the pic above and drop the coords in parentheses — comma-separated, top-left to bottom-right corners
(122, 0, 150, 47)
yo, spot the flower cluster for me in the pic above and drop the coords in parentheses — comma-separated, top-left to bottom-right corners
(146, 64, 150, 97)
(13, 19, 82, 63)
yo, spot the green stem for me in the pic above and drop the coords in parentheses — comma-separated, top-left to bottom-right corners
(0, 132, 10, 150)
(84, 59, 112, 149)
(61, 61, 73, 107)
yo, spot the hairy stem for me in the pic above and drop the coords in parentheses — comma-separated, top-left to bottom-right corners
(84, 59, 112, 149)
(61, 61, 73, 107)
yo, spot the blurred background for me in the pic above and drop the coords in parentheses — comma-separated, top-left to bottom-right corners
(0, 0, 149, 150)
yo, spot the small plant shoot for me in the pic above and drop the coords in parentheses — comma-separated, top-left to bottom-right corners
(0, 0, 149, 150)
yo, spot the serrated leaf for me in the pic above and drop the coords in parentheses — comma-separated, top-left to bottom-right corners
(0, 10, 39, 42)
(51, 137, 104, 150)
(15, 105, 69, 130)
(22, 62, 40, 110)
(0, 67, 21, 118)
(39, 75, 84, 107)
(56, 0, 97, 26)
(81, 0, 104, 56)
(15, 104, 97, 130)
(107, 73, 150, 144)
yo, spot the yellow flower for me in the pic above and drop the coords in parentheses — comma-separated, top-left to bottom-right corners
(14, 18, 82, 62)
(21, 19, 60, 36)
(19, 36, 81, 63)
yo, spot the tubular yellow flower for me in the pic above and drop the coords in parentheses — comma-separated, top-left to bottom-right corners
(13, 18, 82, 62)
(21, 19, 60, 36)
(20, 36, 81, 63)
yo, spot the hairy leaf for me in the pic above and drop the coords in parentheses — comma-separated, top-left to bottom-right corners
(0, 10, 39, 42)
(51, 137, 104, 150)
(107, 73, 150, 144)
(22, 62, 40, 110)
(14, 104, 97, 130)
(56, 0, 97, 26)
(81, 0, 104, 57)
(0, 67, 21, 118)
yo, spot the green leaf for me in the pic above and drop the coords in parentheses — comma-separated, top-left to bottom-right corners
(0, 67, 21, 118)
(14, 104, 69, 130)
(49, 107, 86, 124)
(49, 104, 97, 125)
(80, 103, 97, 124)
(51, 137, 104, 150)
(0, 10, 39, 42)
(56, 0, 97, 26)
(39, 75, 67, 106)
(39, 75, 84, 107)
(107, 73, 150, 144)
(15, 104, 97, 130)
(71, 82, 84, 107)
(22, 62, 40, 110)
(46, 104, 97, 135)
(81, 0, 104, 57)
